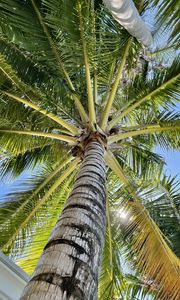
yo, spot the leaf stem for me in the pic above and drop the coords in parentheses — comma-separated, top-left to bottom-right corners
(108, 125, 180, 144)
(108, 73, 180, 130)
(100, 39, 132, 130)
(0, 129, 77, 144)
(106, 190, 113, 281)
(5, 92, 79, 135)
(77, 0, 96, 125)
(30, 0, 88, 123)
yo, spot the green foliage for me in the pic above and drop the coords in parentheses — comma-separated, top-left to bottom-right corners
(0, 1, 179, 299)
(14, 174, 76, 273)
(0, 157, 77, 253)
(151, 0, 180, 43)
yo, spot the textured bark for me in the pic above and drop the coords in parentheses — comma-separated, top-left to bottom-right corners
(103, 0, 153, 47)
(20, 140, 106, 300)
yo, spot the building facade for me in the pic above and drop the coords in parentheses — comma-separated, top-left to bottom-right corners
(0, 252, 29, 300)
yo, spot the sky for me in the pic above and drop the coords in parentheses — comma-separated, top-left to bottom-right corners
(154, 104, 180, 179)
(155, 148, 180, 179)
(0, 166, 40, 202)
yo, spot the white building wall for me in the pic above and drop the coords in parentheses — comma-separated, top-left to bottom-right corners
(0, 252, 29, 300)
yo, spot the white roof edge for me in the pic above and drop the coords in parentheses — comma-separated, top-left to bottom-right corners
(0, 252, 29, 282)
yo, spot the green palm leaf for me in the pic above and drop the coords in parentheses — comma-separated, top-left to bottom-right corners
(105, 151, 180, 300)
(151, 0, 180, 43)
(15, 175, 76, 274)
(108, 58, 180, 129)
(0, 158, 80, 252)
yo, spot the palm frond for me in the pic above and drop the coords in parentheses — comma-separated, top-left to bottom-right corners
(114, 141, 165, 180)
(98, 190, 124, 299)
(15, 175, 75, 274)
(108, 122, 180, 151)
(151, 0, 180, 43)
(0, 130, 50, 157)
(4, 92, 79, 134)
(105, 150, 180, 300)
(0, 144, 52, 178)
(0, 37, 50, 88)
(99, 173, 157, 300)
(0, 54, 80, 130)
(123, 273, 156, 300)
(147, 43, 179, 64)
(100, 38, 132, 129)
(77, 0, 96, 124)
(0, 158, 80, 251)
(0, 128, 77, 143)
(147, 174, 180, 257)
(108, 58, 180, 129)
(0, 156, 73, 221)
(31, 0, 88, 123)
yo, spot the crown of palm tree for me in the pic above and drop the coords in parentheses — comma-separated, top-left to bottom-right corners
(0, 0, 179, 299)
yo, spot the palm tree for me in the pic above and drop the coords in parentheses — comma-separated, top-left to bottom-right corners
(0, 0, 179, 299)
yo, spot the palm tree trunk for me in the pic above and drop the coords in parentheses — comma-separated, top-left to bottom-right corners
(21, 139, 106, 300)
(103, 0, 153, 47)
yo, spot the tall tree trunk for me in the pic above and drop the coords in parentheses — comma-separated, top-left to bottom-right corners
(21, 139, 106, 300)
(103, 0, 153, 47)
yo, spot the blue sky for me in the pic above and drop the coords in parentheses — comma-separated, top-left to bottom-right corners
(0, 169, 37, 201)
(156, 148, 180, 179)
(155, 103, 180, 179)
